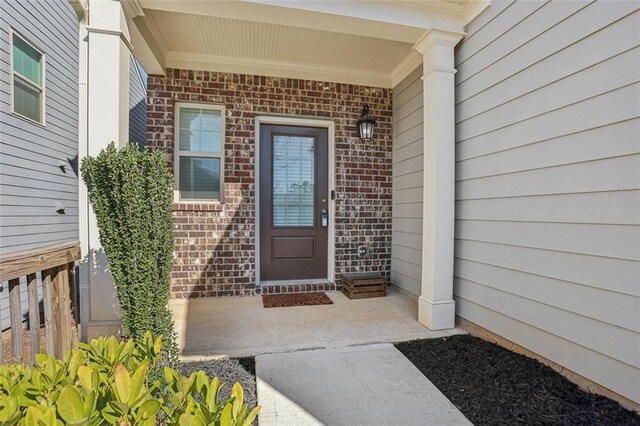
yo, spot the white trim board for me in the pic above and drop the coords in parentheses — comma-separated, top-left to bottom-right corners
(166, 52, 393, 88)
(254, 116, 336, 286)
(391, 51, 423, 88)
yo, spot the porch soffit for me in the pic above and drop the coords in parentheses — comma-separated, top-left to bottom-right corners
(126, 0, 490, 87)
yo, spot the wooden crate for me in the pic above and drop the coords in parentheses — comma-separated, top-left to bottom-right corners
(341, 273, 386, 300)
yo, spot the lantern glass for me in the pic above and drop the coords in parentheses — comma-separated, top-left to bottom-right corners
(357, 104, 376, 142)
(359, 121, 373, 141)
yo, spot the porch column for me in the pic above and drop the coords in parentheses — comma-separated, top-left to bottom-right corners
(414, 28, 465, 330)
(79, 0, 131, 340)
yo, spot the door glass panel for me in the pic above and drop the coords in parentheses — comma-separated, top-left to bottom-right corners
(272, 135, 315, 227)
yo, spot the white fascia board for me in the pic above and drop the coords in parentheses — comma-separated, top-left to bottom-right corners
(121, 0, 145, 20)
(464, 0, 492, 26)
(68, 0, 88, 21)
(165, 52, 393, 88)
(391, 51, 423, 87)
(129, 17, 166, 75)
(239, 0, 465, 30)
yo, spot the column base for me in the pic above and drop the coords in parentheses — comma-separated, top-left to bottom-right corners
(86, 321, 122, 341)
(418, 296, 456, 330)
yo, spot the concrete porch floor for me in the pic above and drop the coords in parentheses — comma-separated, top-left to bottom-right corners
(171, 286, 464, 360)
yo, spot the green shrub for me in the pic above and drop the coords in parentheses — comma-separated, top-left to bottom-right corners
(81, 142, 179, 368)
(0, 332, 260, 425)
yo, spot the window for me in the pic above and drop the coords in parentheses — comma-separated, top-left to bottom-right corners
(175, 103, 225, 202)
(11, 31, 45, 124)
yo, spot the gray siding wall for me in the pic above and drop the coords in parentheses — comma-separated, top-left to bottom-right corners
(0, 0, 79, 328)
(129, 57, 146, 147)
(391, 66, 423, 296)
(454, 0, 640, 403)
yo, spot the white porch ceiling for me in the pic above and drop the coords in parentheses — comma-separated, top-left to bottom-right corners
(148, 10, 413, 77)
(128, 0, 489, 87)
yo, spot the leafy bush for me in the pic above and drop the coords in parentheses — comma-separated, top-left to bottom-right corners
(81, 143, 179, 367)
(0, 332, 260, 425)
(182, 359, 257, 410)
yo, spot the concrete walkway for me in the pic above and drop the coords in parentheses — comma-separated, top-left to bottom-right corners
(256, 344, 472, 426)
(172, 288, 463, 359)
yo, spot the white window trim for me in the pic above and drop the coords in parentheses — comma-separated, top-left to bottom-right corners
(174, 102, 225, 204)
(9, 29, 46, 126)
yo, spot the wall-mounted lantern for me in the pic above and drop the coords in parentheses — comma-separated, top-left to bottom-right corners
(357, 105, 376, 142)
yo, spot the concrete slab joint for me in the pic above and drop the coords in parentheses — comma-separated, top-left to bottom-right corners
(413, 28, 466, 331)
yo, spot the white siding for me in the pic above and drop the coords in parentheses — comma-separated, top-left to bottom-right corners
(454, 0, 640, 403)
(391, 66, 423, 296)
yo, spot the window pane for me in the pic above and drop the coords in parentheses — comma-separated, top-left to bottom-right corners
(13, 35, 42, 86)
(13, 77, 41, 122)
(179, 107, 222, 153)
(272, 135, 315, 227)
(179, 157, 221, 200)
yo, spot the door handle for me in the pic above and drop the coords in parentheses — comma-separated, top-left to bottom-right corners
(321, 208, 328, 227)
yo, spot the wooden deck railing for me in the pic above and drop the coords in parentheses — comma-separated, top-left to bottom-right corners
(0, 241, 81, 364)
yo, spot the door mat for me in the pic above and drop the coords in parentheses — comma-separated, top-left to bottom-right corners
(262, 292, 333, 308)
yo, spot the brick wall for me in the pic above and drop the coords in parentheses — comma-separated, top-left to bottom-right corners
(147, 69, 393, 298)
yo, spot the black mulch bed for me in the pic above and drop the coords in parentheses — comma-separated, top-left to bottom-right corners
(396, 335, 639, 426)
(181, 357, 257, 409)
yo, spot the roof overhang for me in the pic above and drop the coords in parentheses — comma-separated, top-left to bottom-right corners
(120, 0, 490, 87)
(69, 0, 89, 21)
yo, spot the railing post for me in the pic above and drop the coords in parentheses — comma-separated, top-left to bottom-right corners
(27, 273, 40, 364)
(55, 264, 71, 357)
(50, 267, 63, 359)
(8, 278, 23, 362)
(42, 268, 56, 356)
(67, 262, 79, 346)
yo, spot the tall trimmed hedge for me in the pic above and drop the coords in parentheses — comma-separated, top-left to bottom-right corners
(81, 143, 179, 367)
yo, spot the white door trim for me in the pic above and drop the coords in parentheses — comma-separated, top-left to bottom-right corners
(254, 115, 336, 286)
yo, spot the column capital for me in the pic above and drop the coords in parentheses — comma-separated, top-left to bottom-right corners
(413, 28, 466, 54)
(87, 0, 132, 43)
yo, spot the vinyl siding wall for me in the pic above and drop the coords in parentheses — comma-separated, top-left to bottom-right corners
(0, 0, 80, 328)
(128, 57, 146, 148)
(391, 66, 423, 296)
(454, 0, 640, 403)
